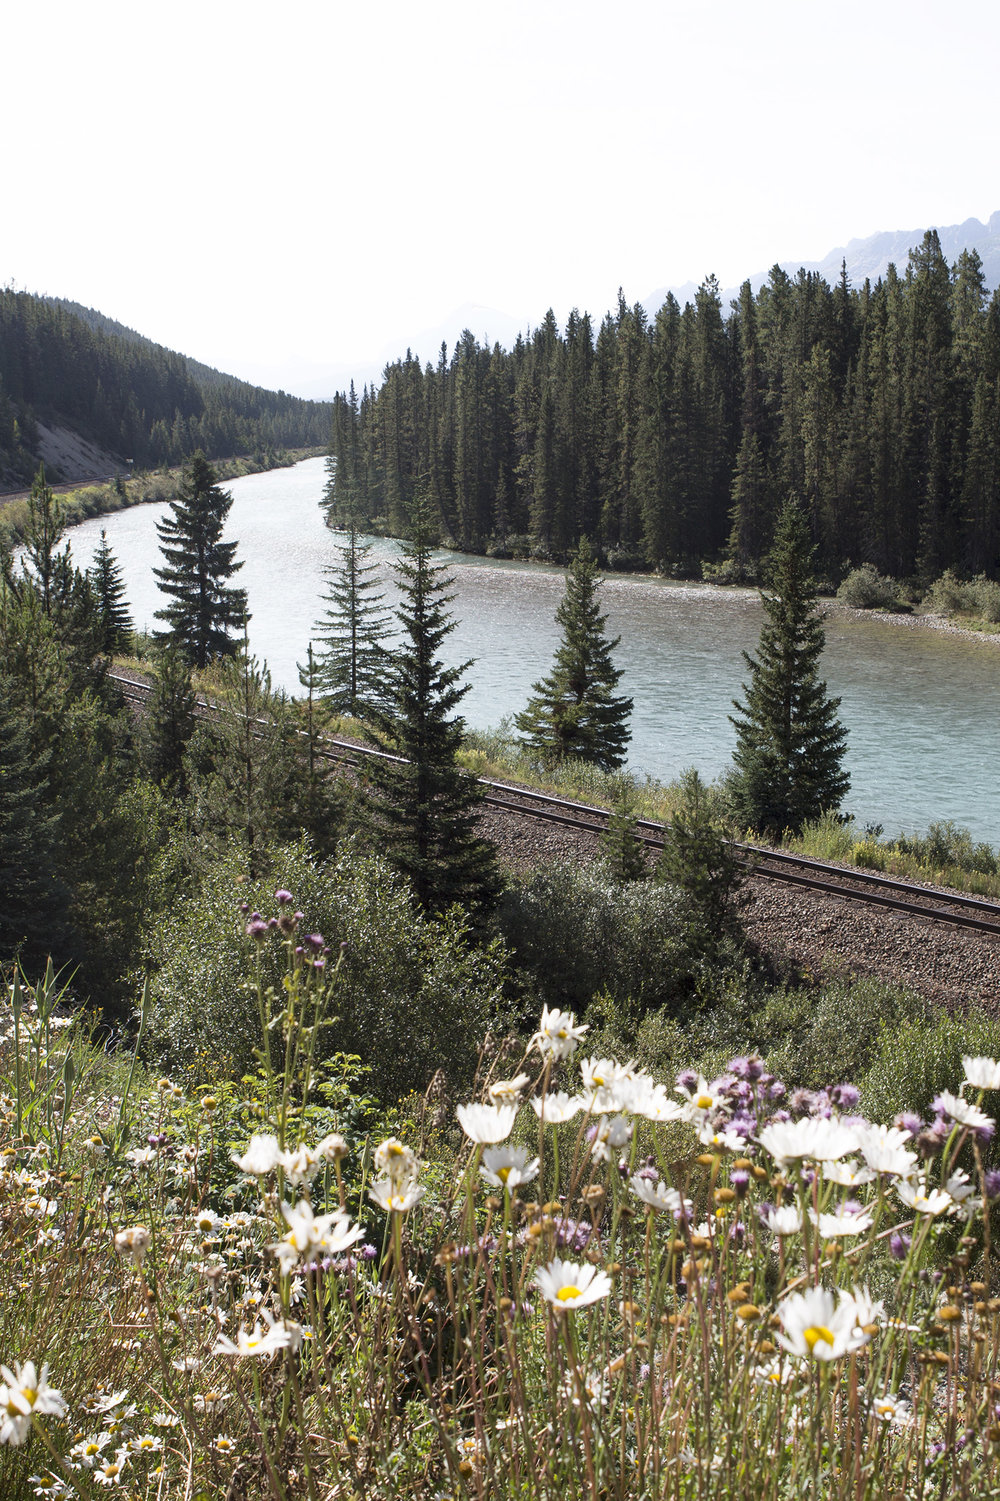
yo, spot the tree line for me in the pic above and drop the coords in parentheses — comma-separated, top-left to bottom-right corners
(325, 231, 1000, 585)
(0, 291, 332, 486)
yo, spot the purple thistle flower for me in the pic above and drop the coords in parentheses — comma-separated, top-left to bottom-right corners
(889, 1231, 912, 1261)
(984, 1169, 1000, 1201)
(831, 1083, 860, 1111)
(676, 1068, 699, 1092)
(274, 889, 294, 906)
(245, 918, 269, 941)
(894, 1112, 923, 1136)
(730, 1169, 750, 1199)
(768, 1081, 786, 1102)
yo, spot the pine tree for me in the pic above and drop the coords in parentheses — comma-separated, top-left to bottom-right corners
(657, 768, 742, 942)
(141, 646, 197, 797)
(363, 497, 497, 911)
(89, 529, 133, 655)
(23, 465, 68, 617)
(313, 521, 394, 719)
(728, 499, 850, 837)
(153, 451, 246, 668)
(600, 777, 648, 881)
(516, 537, 632, 770)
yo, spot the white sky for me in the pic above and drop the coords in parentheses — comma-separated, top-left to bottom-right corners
(4, 0, 999, 395)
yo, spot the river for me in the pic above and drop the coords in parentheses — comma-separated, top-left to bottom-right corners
(66, 456, 1000, 847)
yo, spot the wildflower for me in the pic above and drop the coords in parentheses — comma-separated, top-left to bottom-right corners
(231, 1134, 281, 1177)
(193, 1208, 222, 1235)
(530, 1090, 583, 1124)
(480, 1145, 539, 1191)
(124, 1145, 157, 1167)
(677, 1073, 725, 1121)
(211, 1434, 238, 1453)
(698, 1122, 746, 1152)
(279, 1144, 322, 1185)
(271, 1201, 363, 1272)
(857, 1124, 918, 1178)
(369, 1177, 424, 1213)
(0, 1362, 67, 1447)
(560, 1367, 609, 1412)
(533, 1005, 588, 1062)
(759, 1205, 803, 1237)
(215, 1313, 298, 1358)
(113, 1225, 151, 1266)
(129, 1434, 163, 1454)
(535, 1257, 612, 1310)
(456, 1102, 517, 1144)
(29, 1475, 69, 1498)
(889, 1231, 912, 1260)
(70, 1432, 114, 1467)
(809, 1207, 874, 1238)
(963, 1055, 1000, 1091)
(871, 1392, 913, 1425)
(93, 1451, 129, 1486)
(629, 1176, 691, 1216)
(314, 1132, 348, 1162)
(488, 1074, 530, 1105)
(821, 1158, 874, 1187)
(374, 1137, 418, 1186)
(896, 1179, 954, 1216)
(756, 1116, 860, 1168)
(624, 1078, 686, 1122)
(775, 1286, 871, 1362)
(579, 1056, 633, 1113)
(934, 1090, 993, 1133)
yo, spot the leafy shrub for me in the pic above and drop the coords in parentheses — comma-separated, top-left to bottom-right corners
(498, 858, 707, 1017)
(861, 1008, 1000, 1122)
(761, 978, 935, 1092)
(143, 838, 510, 1102)
(925, 570, 1000, 622)
(836, 563, 904, 611)
(895, 819, 998, 876)
(792, 809, 856, 862)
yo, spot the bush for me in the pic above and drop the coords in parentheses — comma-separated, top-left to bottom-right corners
(143, 838, 510, 1102)
(498, 858, 710, 1017)
(762, 978, 934, 1093)
(861, 1007, 1000, 1122)
(895, 820, 998, 876)
(836, 563, 904, 611)
(925, 570, 1000, 621)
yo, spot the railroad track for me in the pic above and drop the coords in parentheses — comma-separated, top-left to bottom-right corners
(109, 670, 1000, 940)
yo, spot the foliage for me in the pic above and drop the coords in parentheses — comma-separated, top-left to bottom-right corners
(924, 569, 1000, 623)
(153, 451, 247, 667)
(599, 776, 650, 881)
(88, 528, 134, 653)
(516, 537, 632, 770)
(143, 839, 510, 1103)
(363, 498, 497, 912)
(656, 766, 743, 943)
(861, 1007, 1000, 1122)
(836, 562, 905, 611)
(140, 646, 197, 797)
(312, 520, 394, 719)
(729, 498, 850, 837)
(497, 858, 715, 1018)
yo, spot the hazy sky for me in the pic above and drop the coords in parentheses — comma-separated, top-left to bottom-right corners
(5, 0, 999, 394)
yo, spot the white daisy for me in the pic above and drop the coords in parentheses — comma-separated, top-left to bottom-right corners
(821, 1159, 876, 1187)
(231, 1134, 281, 1177)
(809, 1207, 874, 1239)
(368, 1178, 425, 1214)
(896, 1179, 953, 1216)
(0, 1362, 66, 1447)
(759, 1205, 803, 1237)
(533, 1006, 589, 1062)
(775, 1286, 871, 1362)
(488, 1074, 530, 1105)
(963, 1056, 1000, 1091)
(857, 1124, 918, 1179)
(479, 1145, 539, 1191)
(756, 1117, 860, 1168)
(936, 1090, 993, 1132)
(534, 1258, 612, 1310)
(530, 1090, 583, 1124)
(629, 1176, 691, 1216)
(456, 1103, 518, 1144)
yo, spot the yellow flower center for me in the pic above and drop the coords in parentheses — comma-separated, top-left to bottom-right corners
(22, 1388, 37, 1407)
(498, 1166, 512, 1184)
(556, 1285, 581, 1303)
(5, 1399, 20, 1417)
(695, 1094, 714, 1110)
(803, 1325, 835, 1354)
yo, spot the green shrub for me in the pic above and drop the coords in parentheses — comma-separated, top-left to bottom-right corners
(143, 838, 510, 1102)
(925, 570, 1000, 621)
(792, 809, 857, 861)
(894, 820, 997, 876)
(498, 859, 707, 1017)
(762, 978, 935, 1092)
(861, 1008, 1000, 1122)
(836, 563, 903, 611)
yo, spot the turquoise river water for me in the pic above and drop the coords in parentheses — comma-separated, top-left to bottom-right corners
(67, 456, 1000, 847)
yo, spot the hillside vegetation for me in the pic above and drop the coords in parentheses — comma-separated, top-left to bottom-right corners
(0, 291, 332, 487)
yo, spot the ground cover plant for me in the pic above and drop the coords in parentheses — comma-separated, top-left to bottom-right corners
(5, 894, 1000, 1499)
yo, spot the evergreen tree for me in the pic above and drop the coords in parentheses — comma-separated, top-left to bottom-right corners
(153, 451, 246, 668)
(657, 768, 742, 942)
(600, 776, 648, 881)
(0, 671, 69, 967)
(516, 537, 632, 770)
(728, 499, 850, 837)
(141, 646, 197, 797)
(23, 465, 68, 616)
(313, 521, 393, 719)
(293, 642, 347, 858)
(364, 497, 497, 911)
(89, 529, 133, 655)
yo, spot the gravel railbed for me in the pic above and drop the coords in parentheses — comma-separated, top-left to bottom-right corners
(479, 802, 1000, 1012)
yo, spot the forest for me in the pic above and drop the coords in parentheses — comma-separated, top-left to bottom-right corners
(325, 230, 1000, 584)
(0, 291, 332, 486)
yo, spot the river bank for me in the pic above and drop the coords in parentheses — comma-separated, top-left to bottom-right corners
(0, 445, 327, 546)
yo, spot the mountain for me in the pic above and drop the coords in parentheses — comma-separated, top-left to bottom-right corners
(642, 212, 1000, 318)
(0, 292, 333, 489)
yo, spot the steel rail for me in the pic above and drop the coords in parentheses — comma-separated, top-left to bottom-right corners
(108, 671, 1000, 937)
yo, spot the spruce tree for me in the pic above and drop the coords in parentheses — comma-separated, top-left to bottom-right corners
(516, 537, 632, 770)
(153, 451, 246, 668)
(23, 465, 69, 617)
(728, 499, 850, 837)
(364, 497, 497, 911)
(313, 521, 394, 719)
(89, 529, 133, 655)
(141, 646, 197, 797)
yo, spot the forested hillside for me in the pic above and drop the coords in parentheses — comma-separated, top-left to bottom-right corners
(0, 291, 332, 486)
(326, 230, 1000, 583)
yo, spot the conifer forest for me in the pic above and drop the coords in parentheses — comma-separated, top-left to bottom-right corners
(325, 232, 1000, 584)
